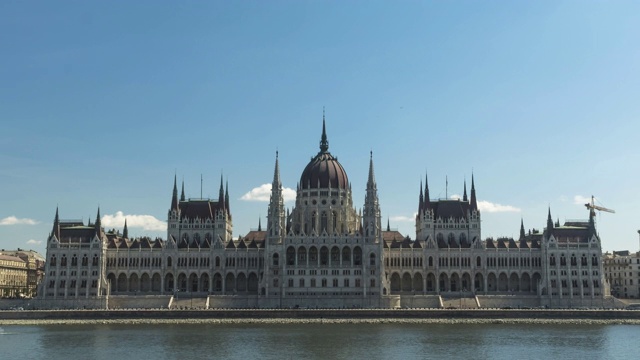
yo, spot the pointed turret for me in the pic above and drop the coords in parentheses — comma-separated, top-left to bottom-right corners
(123, 219, 129, 239)
(470, 174, 478, 210)
(424, 172, 431, 210)
(219, 174, 225, 209)
(547, 207, 554, 232)
(267, 151, 285, 239)
(363, 151, 381, 238)
(258, 217, 262, 232)
(225, 180, 230, 213)
(320, 110, 329, 153)
(273, 151, 282, 188)
(463, 180, 468, 202)
(367, 151, 376, 188)
(95, 207, 102, 235)
(171, 175, 179, 210)
(519, 218, 525, 240)
(387, 218, 391, 232)
(51, 207, 60, 239)
(588, 207, 597, 238)
(180, 180, 185, 201)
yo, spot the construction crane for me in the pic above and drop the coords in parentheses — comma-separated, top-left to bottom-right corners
(584, 195, 615, 214)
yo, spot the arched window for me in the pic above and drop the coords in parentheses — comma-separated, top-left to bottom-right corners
(476, 256, 482, 267)
(287, 247, 296, 266)
(215, 256, 221, 267)
(82, 255, 88, 266)
(61, 255, 67, 267)
(92, 255, 98, 266)
(550, 255, 556, 266)
(332, 212, 338, 232)
(272, 253, 279, 266)
(370, 253, 376, 266)
(311, 212, 317, 232)
(50, 255, 57, 266)
(167, 257, 173, 267)
(428, 256, 433, 267)
(321, 212, 328, 232)
(71, 255, 78, 266)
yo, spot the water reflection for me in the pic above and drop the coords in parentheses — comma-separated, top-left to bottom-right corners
(0, 323, 637, 360)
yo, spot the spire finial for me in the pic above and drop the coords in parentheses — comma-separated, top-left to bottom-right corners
(320, 110, 329, 153)
(463, 179, 468, 202)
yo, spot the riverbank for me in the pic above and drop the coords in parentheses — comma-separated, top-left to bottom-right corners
(3, 309, 640, 325)
(2, 317, 640, 326)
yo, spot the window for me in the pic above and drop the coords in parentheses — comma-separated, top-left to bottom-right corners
(332, 278, 338, 287)
(344, 279, 350, 287)
(272, 253, 279, 266)
(299, 279, 305, 288)
(370, 253, 376, 266)
(370, 279, 376, 288)
(288, 279, 294, 287)
(322, 278, 327, 287)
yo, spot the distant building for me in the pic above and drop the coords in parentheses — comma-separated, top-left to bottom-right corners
(603, 251, 640, 298)
(0, 249, 44, 298)
(40, 117, 610, 308)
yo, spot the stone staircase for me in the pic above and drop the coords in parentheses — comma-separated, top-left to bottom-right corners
(441, 296, 478, 309)
(170, 296, 208, 310)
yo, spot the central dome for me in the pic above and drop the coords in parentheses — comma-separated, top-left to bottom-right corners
(299, 119, 349, 190)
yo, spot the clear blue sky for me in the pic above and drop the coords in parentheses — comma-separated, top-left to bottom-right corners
(1, 1, 639, 255)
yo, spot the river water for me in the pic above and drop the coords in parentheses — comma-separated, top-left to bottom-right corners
(1, 322, 639, 359)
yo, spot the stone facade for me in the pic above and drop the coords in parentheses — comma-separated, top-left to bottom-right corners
(604, 251, 640, 299)
(39, 119, 610, 308)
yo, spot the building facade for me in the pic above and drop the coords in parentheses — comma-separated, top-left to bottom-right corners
(40, 119, 610, 308)
(604, 251, 640, 299)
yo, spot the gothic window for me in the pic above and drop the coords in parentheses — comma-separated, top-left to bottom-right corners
(82, 255, 88, 267)
(321, 212, 328, 232)
(560, 254, 566, 266)
(216, 256, 221, 267)
(287, 247, 296, 266)
(477, 256, 482, 267)
(331, 247, 340, 263)
(273, 279, 279, 288)
(61, 255, 67, 267)
(550, 255, 556, 266)
(50, 255, 57, 266)
(322, 278, 327, 287)
(581, 255, 588, 266)
(332, 212, 338, 232)
(311, 212, 317, 232)
(370, 253, 376, 266)
(167, 257, 173, 267)
(299, 278, 305, 288)
(309, 247, 318, 263)
(332, 278, 338, 287)
(592, 254, 598, 266)
(320, 247, 329, 266)
(370, 278, 376, 288)
(353, 247, 362, 266)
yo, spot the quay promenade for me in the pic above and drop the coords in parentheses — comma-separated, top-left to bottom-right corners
(3, 309, 640, 324)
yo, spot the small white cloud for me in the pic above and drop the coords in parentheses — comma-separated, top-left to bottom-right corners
(449, 194, 461, 200)
(241, 183, 296, 202)
(574, 195, 591, 205)
(390, 213, 418, 223)
(101, 211, 167, 232)
(27, 239, 42, 245)
(0, 216, 39, 226)
(478, 200, 521, 213)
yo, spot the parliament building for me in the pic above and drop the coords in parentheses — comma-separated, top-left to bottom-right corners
(40, 119, 611, 309)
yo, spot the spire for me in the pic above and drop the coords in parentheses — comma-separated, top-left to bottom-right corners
(470, 174, 477, 210)
(225, 180, 230, 212)
(258, 217, 262, 232)
(123, 219, 129, 239)
(180, 179, 185, 201)
(386, 218, 390, 232)
(424, 172, 431, 210)
(463, 180, 468, 202)
(95, 207, 102, 234)
(547, 207, 554, 232)
(272, 151, 281, 188)
(519, 218, 525, 240)
(171, 175, 179, 210)
(219, 173, 225, 208)
(320, 110, 329, 153)
(367, 151, 376, 188)
(52, 206, 60, 239)
(588, 207, 596, 237)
